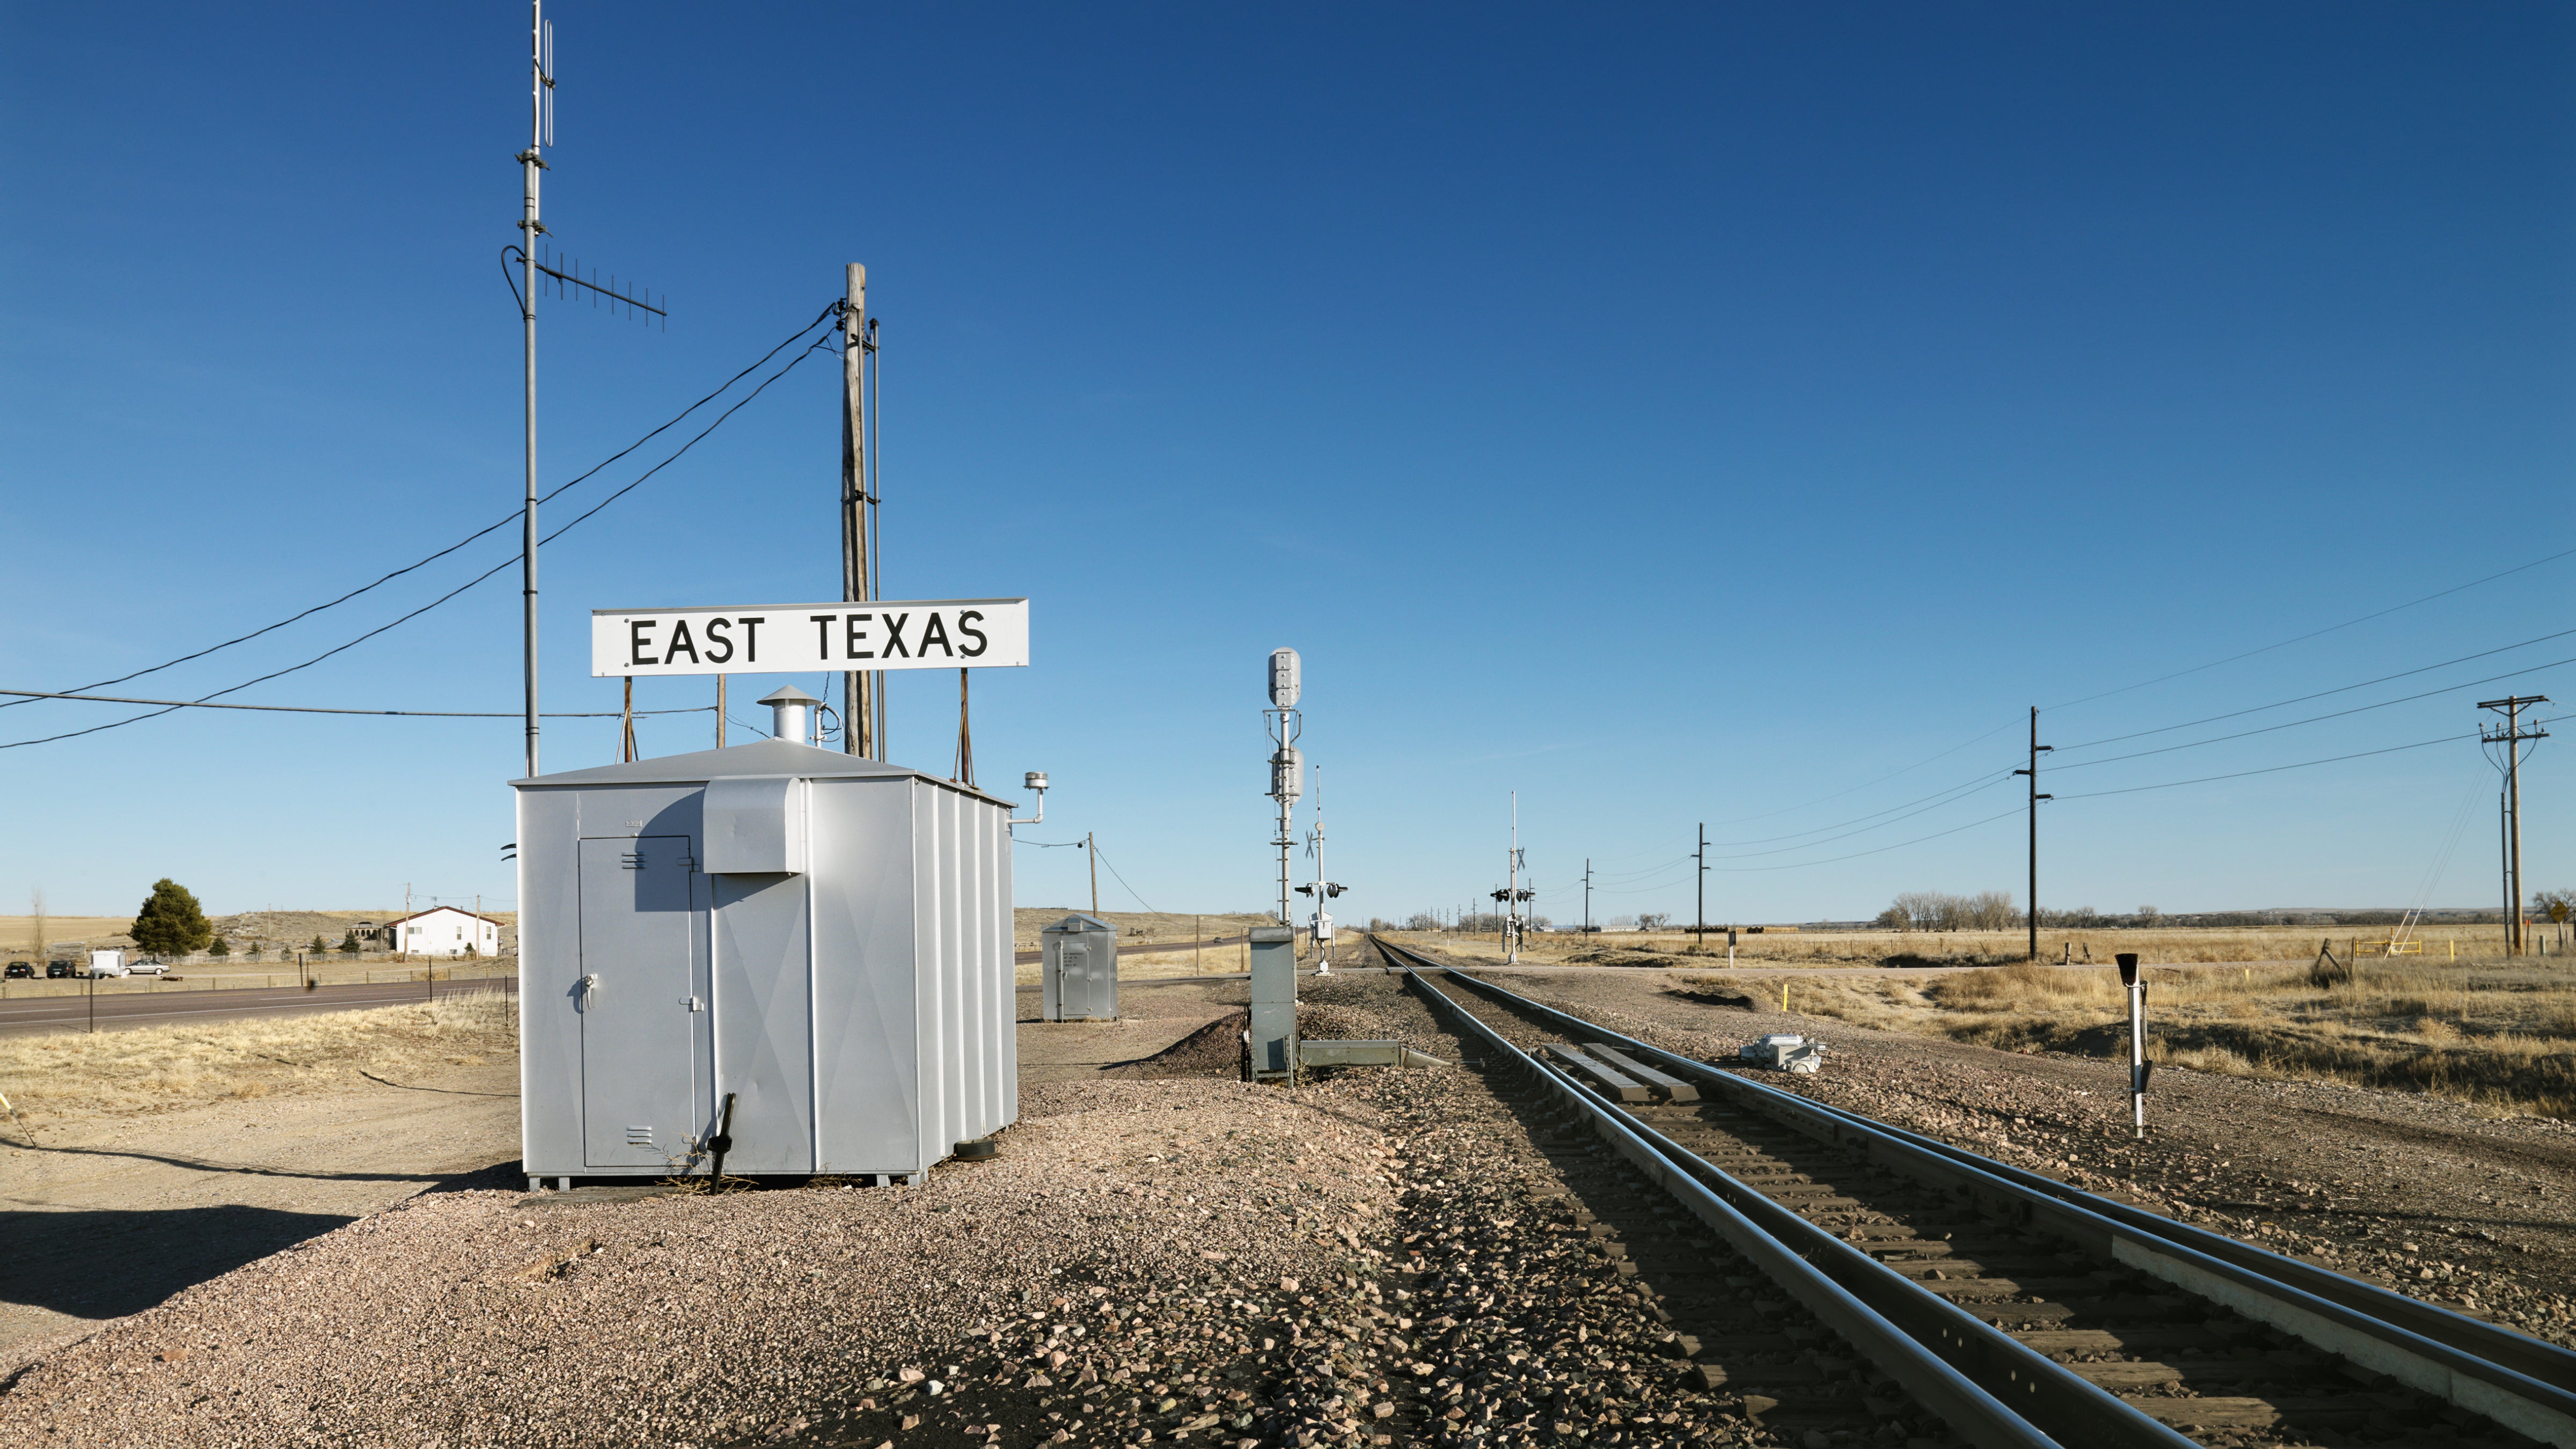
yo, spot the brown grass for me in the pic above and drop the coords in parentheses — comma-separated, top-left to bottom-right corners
(0, 990, 516, 1132)
(1725, 960, 2576, 1118)
(1392, 924, 2542, 969)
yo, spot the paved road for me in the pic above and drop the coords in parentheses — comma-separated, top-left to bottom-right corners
(0, 977, 519, 1037)
(1012, 934, 1269, 965)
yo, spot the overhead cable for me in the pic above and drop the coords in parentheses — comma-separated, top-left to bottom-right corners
(0, 687, 712, 720)
(1089, 841, 1160, 913)
(2045, 546, 2576, 712)
(3, 302, 844, 713)
(1707, 806, 2025, 873)
(1704, 547, 2574, 834)
(2047, 654, 2576, 773)
(1704, 773, 2015, 859)
(2052, 627, 2576, 752)
(2050, 731, 2475, 800)
(2, 328, 834, 752)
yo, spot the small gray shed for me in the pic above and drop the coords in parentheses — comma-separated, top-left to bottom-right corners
(511, 737, 1016, 1186)
(1040, 913, 1118, 1021)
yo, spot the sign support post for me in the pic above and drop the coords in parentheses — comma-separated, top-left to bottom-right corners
(841, 265, 873, 758)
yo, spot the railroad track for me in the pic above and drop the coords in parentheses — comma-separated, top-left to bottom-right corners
(1369, 934, 2576, 1449)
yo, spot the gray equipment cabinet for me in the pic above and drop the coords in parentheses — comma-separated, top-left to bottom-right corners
(1246, 925, 1298, 1081)
(1040, 913, 1118, 1021)
(511, 737, 1016, 1185)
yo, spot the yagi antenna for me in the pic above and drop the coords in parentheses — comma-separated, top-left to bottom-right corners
(533, 244, 668, 329)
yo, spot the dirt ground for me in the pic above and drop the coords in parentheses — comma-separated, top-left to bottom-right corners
(0, 1061, 521, 1374)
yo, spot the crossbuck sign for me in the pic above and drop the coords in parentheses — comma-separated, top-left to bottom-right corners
(591, 598, 1029, 677)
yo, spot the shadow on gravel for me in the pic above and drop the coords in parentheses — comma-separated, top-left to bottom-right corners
(1663, 985, 1758, 1010)
(0, 1204, 353, 1320)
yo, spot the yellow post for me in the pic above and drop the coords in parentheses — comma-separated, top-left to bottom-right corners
(1781, 981, 1789, 1013)
(2450, 940, 2456, 962)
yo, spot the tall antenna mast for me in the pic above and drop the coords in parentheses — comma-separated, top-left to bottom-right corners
(517, 0, 553, 779)
(507, 4, 662, 780)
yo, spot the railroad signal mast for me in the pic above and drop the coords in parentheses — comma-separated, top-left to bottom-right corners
(1296, 766, 1345, 972)
(2480, 695, 2549, 955)
(1266, 650, 1303, 929)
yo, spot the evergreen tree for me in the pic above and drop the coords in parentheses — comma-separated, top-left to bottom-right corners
(310, 934, 328, 954)
(338, 929, 361, 955)
(130, 879, 214, 956)
(208, 936, 230, 957)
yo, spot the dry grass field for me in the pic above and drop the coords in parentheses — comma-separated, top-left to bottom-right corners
(0, 989, 516, 1131)
(1723, 958, 2576, 1118)
(1011, 907, 1274, 952)
(1393, 923, 2542, 969)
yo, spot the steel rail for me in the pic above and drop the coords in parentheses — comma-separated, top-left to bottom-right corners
(1391, 941, 2576, 1448)
(1395, 962, 2185, 1449)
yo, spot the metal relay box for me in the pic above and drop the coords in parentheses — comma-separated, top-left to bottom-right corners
(511, 736, 1016, 1185)
(1040, 912, 1118, 1021)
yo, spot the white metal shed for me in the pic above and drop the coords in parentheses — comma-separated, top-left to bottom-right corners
(511, 737, 1015, 1187)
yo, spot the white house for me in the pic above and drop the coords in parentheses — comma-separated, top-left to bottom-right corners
(383, 907, 503, 958)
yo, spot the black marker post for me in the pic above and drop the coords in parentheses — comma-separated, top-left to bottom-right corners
(2118, 952, 2150, 1138)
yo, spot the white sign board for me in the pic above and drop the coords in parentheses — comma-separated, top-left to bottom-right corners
(591, 598, 1028, 678)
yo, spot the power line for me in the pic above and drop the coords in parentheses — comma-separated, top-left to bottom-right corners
(2045, 545, 2576, 712)
(3, 304, 843, 714)
(2051, 730, 2477, 800)
(0, 688, 713, 720)
(1707, 806, 2026, 873)
(1705, 773, 2015, 860)
(2047, 653, 2576, 774)
(1089, 840, 1159, 913)
(2052, 626, 2576, 752)
(1700, 549, 2575, 836)
(1702, 720, 2019, 829)
(2, 325, 834, 752)
(1704, 766, 2016, 849)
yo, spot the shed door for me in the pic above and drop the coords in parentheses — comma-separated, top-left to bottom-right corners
(579, 835, 707, 1168)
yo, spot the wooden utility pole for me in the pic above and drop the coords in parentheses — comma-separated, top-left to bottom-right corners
(840, 263, 874, 757)
(2012, 706, 2054, 961)
(1695, 825, 1707, 947)
(1087, 833, 1100, 917)
(715, 674, 727, 748)
(2480, 696, 2549, 955)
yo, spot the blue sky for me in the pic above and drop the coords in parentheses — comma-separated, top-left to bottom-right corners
(3, 4, 2570, 927)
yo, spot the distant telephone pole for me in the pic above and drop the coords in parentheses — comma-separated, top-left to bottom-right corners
(1087, 832, 1100, 917)
(1695, 824, 1707, 947)
(2480, 695, 2549, 955)
(1583, 859, 1592, 935)
(2012, 706, 2054, 961)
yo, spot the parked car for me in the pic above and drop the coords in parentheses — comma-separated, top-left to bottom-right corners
(127, 958, 170, 976)
(3, 962, 31, 979)
(45, 961, 76, 979)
